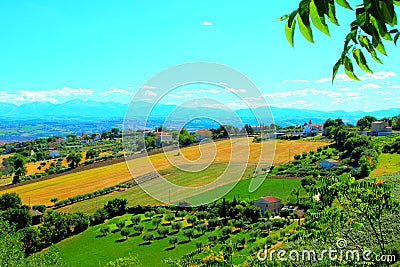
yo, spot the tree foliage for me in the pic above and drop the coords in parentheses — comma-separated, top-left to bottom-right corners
(279, 0, 400, 81)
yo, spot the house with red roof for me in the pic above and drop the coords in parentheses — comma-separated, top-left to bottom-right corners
(254, 195, 281, 216)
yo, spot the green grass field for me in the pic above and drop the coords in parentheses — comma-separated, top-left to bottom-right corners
(59, 163, 258, 214)
(56, 211, 296, 266)
(370, 153, 400, 177)
(186, 176, 302, 205)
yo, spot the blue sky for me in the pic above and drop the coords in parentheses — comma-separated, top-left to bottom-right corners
(0, 1, 399, 111)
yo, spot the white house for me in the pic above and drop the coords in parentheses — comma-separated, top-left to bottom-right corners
(303, 124, 323, 137)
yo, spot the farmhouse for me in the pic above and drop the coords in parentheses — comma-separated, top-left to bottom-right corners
(319, 159, 339, 168)
(371, 121, 392, 136)
(254, 195, 281, 216)
(303, 123, 323, 137)
(155, 132, 172, 146)
(195, 129, 212, 141)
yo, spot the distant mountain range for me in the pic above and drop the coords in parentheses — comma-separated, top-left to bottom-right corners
(1, 100, 399, 126)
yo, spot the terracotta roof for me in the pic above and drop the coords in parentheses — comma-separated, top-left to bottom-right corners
(308, 124, 323, 127)
(155, 132, 171, 136)
(261, 196, 280, 203)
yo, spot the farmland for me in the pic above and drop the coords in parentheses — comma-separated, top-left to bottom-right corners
(370, 153, 400, 177)
(1, 138, 328, 209)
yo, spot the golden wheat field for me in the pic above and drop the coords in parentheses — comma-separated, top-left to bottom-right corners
(1, 138, 329, 207)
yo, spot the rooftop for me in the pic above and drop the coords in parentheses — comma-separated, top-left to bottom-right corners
(261, 196, 281, 203)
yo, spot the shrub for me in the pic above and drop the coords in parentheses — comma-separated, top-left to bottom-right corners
(133, 224, 144, 234)
(169, 236, 179, 247)
(165, 213, 175, 223)
(118, 228, 129, 240)
(207, 233, 218, 243)
(237, 236, 246, 246)
(157, 226, 169, 237)
(116, 220, 125, 231)
(100, 226, 110, 236)
(221, 226, 232, 237)
(131, 214, 141, 224)
(142, 233, 154, 243)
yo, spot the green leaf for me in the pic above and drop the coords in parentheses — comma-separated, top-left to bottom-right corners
(288, 10, 298, 27)
(352, 48, 373, 73)
(395, 0, 400, 6)
(332, 58, 342, 83)
(313, 0, 330, 15)
(379, 1, 397, 27)
(394, 32, 400, 45)
(372, 36, 387, 55)
(334, 0, 353, 10)
(370, 49, 383, 63)
(369, 15, 392, 40)
(310, 0, 330, 36)
(285, 19, 296, 47)
(327, 2, 339, 25)
(298, 13, 314, 43)
(343, 56, 360, 81)
(356, 6, 367, 26)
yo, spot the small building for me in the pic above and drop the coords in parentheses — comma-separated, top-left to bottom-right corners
(155, 132, 172, 146)
(319, 159, 339, 168)
(5, 146, 13, 154)
(29, 209, 44, 224)
(254, 195, 281, 216)
(195, 129, 212, 141)
(303, 124, 323, 137)
(371, 121, 392, 136)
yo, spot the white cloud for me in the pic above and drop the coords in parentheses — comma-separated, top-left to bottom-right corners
(313, 71, 396, 83)
(338, 87, 352, 92)
(199, 20, 212, 26)
(313, 77, 331, 83)
(179, 88, 222, 94)
(281, 79, 309, 84)
(0, 87, 95, 104)
(226, 87, 247, 93)
(381, 98, 392, 101)
(99, 87, 135, 96)
(363, 71, 396, 80)
(140, 85, 156, 89)
(263, 88, 341, 99)
(270, 99, 320, 108)
(166, 93, 193, 99)
(143, 90, 157, 97)
(372, 90, 391, 95)
(345, 92, 361, 97)
(390, 84, 400, 89)
(357, 83, 381, 90)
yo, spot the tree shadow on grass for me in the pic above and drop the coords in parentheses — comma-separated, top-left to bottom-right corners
(95, 234, 107, 238)
(178, 240, 190, 245)
(139, 241, 152, 246)
(129, 232, 141, 237)
(165, 246, 176, 251)
(112, 229, 119, 234)
(155, 236, 166, 240)
(115, 238, 128, 243)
